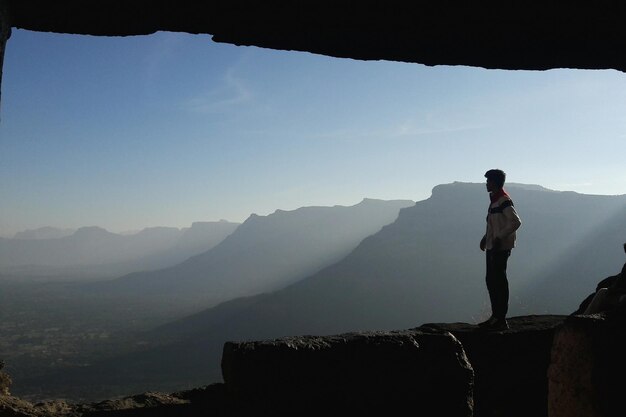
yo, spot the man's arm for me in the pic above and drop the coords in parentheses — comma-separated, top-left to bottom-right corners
(497, 205, 521, 239)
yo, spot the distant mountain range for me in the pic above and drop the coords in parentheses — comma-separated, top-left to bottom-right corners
(160, 182, 623, 342)
(92, 198, 414, 307)
(0, 221, 240, 278)
(11, 183, 626, 399)
(13, 227, 76, 240)
(40, 182, 626, 396)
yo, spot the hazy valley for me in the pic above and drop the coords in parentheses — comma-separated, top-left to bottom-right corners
(1, 184, 625, 401)
(0, 221, 241, 280)
(0, 198, 413, 400)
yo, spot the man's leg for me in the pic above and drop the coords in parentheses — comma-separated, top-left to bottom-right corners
(485, 249, 511, 321)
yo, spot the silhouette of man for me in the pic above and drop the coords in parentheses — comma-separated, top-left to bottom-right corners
(478, 169, 522, 330)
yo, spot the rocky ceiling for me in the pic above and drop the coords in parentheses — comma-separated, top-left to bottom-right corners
(4, 0, 626, 72)
(2, 0, 626, 113)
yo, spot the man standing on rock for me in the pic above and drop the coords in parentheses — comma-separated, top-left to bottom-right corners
(478, 169, 522, 330)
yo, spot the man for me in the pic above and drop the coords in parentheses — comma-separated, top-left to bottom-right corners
(478, 169, 522, 330)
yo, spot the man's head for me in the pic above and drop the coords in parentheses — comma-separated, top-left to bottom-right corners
(485, 169, 506, 192)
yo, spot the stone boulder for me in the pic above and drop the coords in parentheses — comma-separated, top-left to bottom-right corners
(222, 329, 474, 416)
(422, 315, 565, 417)
(549, 314, 626, 417)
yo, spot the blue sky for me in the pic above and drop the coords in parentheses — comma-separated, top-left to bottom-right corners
(1, 29, 625, 236)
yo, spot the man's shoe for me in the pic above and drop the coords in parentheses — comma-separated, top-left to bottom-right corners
(477, 316, 497, 327)
(486, 319, 509, 331)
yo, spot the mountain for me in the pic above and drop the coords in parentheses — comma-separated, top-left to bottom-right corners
(519, 205, 626, 313)
(0, 222, 240, 278)
(12, 227, 75, 240)
(99, 221, 242, 275)
(13, 183, 626, 398)
(67, 182, 626, 394)
(0, 226, 130, 268)
(178, 221, 238, 254)
(94, 199, 414, 307)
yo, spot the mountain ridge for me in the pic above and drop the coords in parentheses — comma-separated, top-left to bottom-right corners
(8, 183, 626, 400)
(93, 198, 414, 307)
(0, 221, 241, 277)
(127, 182, 626, 390)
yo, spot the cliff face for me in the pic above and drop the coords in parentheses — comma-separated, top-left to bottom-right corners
(222, 330, 474, 416)
(549, 314, 626, 417)
(424, 316, 565, 417)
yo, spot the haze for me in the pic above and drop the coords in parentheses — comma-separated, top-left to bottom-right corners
(1, 28, 626, 402)
(1, 30, 626, 237)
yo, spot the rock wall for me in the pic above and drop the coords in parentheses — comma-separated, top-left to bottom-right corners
(423, 316, 565, 417)
(548, 314, 626, 417)
(222, 330, 474, 416)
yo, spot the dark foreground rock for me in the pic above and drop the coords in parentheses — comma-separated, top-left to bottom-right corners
(7, 1, 626, 73)
(2, 315, 576, 417)
(222, 329, 474, 416)
(422, 315, 566, 417)
(0, 385, 226, 417)
(549, 313, 626, 417)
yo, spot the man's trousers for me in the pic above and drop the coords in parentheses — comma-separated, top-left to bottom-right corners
(485, 249, 511, 320)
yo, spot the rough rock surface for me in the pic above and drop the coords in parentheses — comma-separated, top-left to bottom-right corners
(222, 329, 474, 416)
(422, 315, 566, 417)
(0, 394, 40, 416)
(5, 0, 626, 72)
(0, 385, 226, 416)
(549, 314, 626, 417)
(3, 1, 626, 120)
(0, 315, 575, 416)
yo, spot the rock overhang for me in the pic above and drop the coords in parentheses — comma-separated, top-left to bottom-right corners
(3, 0, 626, 118)
(4, 0, 626, 72)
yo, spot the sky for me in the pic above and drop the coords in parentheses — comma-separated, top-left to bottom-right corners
(1, 29, 626, 237)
